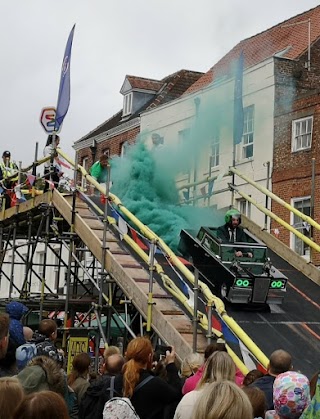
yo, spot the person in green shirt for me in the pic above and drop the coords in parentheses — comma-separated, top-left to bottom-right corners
(89, 154, 110, 195)
(89, 155, 109, 183)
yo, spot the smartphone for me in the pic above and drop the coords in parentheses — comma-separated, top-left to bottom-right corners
(156, 344, 172, 355)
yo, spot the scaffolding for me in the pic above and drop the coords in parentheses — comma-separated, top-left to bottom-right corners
(3, 149, 294, 373)
(0, 192, 154, 362)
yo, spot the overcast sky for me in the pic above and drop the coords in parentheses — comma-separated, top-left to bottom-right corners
(1, 0, 319, 166)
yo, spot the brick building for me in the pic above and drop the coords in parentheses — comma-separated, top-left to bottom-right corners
(73, 69, 204, 189)
(74, 5, 320, 263)
(151, 5, 320, 263)
(273, 15, 320, 263)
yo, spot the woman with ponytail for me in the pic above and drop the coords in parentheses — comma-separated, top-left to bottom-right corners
(123, 337, 182, 419)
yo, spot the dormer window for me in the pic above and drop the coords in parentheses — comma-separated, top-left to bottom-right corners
(120, 75, 164, 120)
(123, 93, 133, 116)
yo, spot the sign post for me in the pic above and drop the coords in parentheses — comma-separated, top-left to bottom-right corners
(40, 107, 57, 134)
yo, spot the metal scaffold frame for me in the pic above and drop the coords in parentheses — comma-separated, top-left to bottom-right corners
(0, 189, 155, 362)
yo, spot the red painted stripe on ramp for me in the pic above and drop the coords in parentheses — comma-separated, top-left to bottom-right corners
(301, 322, 320, 341)
(288, 281, 320, 310)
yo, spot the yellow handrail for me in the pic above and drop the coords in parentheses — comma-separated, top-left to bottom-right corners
(56, 149, 268, 371)
(230, 166, 320, 232)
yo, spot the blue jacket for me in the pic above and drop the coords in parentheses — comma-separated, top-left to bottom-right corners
(249, 374, 276, 410)
(6, 302, 28, 346)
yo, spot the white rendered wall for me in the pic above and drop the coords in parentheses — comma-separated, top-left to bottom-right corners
(141, 58, 275, 228)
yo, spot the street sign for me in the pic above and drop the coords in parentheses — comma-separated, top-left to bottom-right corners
(67, 336, 89, 374)
(40, 107, 58, 134)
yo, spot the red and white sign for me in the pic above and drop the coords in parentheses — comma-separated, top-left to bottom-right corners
(40, 107, 58, 134)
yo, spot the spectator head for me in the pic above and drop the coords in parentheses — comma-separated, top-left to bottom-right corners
(152, 358, 167, 380)
(242, 386, 267, 418)
(23, 327, 34, 342)
(46, 135, 60, 147)
(103, 345, 120, 360)
(5, 302, 28, 321)
(2, 150, 11, 162)
(271, 371, 310, 418)
(13, 391, 69, 419)
(268, 349, 292, 376)
(181, 352, 204, 378)
(67, 352, 91, 386)
(0, 313, 10, 359)
(123, 337, 153, 397)
(204, 339, 227, 361)
(17, 355, 65, 396)
(242, 369, 264, 387)
(191, 380, 253, 419)
(38, 319, 58, 341)
(104, 353, 124, 376)
(0, 377, 24, 419)
(197, 351, 236, 389)
(99, 154, 109, 167)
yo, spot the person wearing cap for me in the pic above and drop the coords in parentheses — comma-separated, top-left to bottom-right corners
(216, 209, 253, 258)
(0, 151, 18, 209)
(43, 135, 63, 192)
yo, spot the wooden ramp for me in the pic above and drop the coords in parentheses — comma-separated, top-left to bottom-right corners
(1, 191, 207, 359)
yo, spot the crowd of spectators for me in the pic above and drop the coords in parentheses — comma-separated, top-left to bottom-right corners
(0, 306, 319, 419)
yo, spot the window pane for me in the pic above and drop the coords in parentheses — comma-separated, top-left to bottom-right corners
(241, 106, 254, 157)
(292, 198, 310, 256)
(293, 117, 312, 151)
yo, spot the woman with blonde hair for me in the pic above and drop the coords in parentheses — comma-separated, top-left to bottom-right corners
(122, 337, 182, 419)
(191, 380, 253, 419)
(180, 352, 203, 383)
(0, 377, 24, 419)
(174, 351, 236, 419)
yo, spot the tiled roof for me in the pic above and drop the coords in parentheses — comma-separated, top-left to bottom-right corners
(75, 69, 204, 144)
(126, 76, 165, 92)
(74, 111, 123, 144)
(186, 5, 320, 94)
(147, 69, 204, 109)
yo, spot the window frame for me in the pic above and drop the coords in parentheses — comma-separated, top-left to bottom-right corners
(81, 156, 89, 190)
(290, 196, 311, 259)
(291, 116, 313, 152)
(178, 129, 191, 176)
(209, 136, 220, 171)
(123, 92, 133, 116)
(238, 198, 251, 219)
(242, 105, 254, 159)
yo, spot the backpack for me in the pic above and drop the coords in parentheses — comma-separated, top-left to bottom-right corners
(102, 376, 154, 419)
(79, 375, 118, 419)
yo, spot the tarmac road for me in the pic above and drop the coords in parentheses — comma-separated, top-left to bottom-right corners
(226, 249, 320, 378)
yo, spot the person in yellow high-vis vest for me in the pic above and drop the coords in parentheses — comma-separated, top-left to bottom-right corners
(0, 150, 18, 209)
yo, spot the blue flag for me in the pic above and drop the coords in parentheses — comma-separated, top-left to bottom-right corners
(54, 25, 76, 132)
(233, 52, 244, 145)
